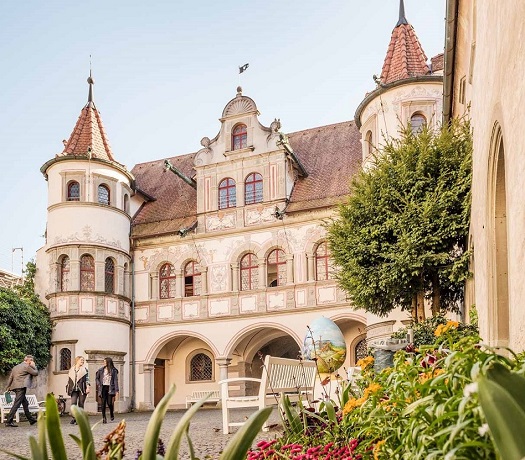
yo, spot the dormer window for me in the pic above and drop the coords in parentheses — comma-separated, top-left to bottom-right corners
(98, 184, 110, 205)
(410, 113, 426, 134)
(245, 173, 263, 205)
(218, 178, 237, 209)
(67, 181, 80, 201)
(232, 124, 247, 150)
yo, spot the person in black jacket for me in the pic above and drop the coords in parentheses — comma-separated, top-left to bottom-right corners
(66, 356, 91, 425)
(95, 357, 119, 424)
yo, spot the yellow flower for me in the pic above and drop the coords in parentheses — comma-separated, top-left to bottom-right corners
(342, 396, 367, 415)
(435, 321, 460, 336)
(363, 383, 382, 398)
(357, 356, 374, 369)
(373, 440, 386, 460)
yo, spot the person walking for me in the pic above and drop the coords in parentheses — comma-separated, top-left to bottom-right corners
(4, 355, 38, 427)
(95, 357, 119, 424)
(66, 356, 91, 425)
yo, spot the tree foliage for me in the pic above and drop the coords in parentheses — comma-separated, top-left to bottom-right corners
(327, 119, 472, 319)
(0, 262, 52, 374)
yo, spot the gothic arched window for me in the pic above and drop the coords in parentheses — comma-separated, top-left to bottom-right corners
(60, 256, 70, 292)
(189, 353, 213, 381)
(67, 181, 80, 201)
(60, 348, 71, 371)
(159, 263, 176, 299)
(267, 249, 286, 287)
(218, 178, 236, 209)
(245, 172, 263, 205)
(80, 254, 95, 291)
(232, 124, 247, 150)
(98, 184, 110, 205)
(410, 113, 426, 134)
(184, 261, 201, 297)
(240, 253, 258, 291)
(315, 241, 331, 281)
(105, 258, 115, 294)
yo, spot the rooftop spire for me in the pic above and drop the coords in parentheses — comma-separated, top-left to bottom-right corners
(87, 70, 94, 105)
(396, 0, 408, 27)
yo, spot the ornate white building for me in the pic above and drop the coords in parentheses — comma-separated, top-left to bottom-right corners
(35, 2, 444, 411)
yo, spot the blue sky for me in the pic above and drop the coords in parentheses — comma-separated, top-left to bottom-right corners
(0, 0, 445, 275)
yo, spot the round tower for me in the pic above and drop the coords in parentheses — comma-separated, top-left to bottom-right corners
(354, 0, 444, 343)
(38, 75, 133, 413)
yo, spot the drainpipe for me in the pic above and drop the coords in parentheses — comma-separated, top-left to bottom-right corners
(130, 251, 136, 411)
(443, 0, 459, 124)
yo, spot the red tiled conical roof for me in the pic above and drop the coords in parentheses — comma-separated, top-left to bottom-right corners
(62, 76, 115, 162)
(379, 2, 429, 84)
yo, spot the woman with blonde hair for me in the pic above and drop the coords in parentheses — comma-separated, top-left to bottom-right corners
(66, 356, 90, 425)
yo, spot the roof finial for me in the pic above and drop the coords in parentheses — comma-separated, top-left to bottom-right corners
(87, 55, 94, 104)
(396, 0, 408, 27)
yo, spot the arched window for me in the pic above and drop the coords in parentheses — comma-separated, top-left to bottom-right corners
(355, 338, 368, 364)
(184, 261, 201, 297)
(410, 113, 426, 134)
(60, 256, 70, 292)
(98, 184, 110, 205)
(105, 258, 115, 294)
(218, 178, 236, 209)
(123, 262, 129, 297)
(80, 254, 95, 291)
(267, 249, 286, 287)
(59, 348, 71, 371)
(67, 181, 80, 201)
(365, 130, 373, 157)
(245, 173, 263, 205)
(240, 253, 258, 291)
(159, 263, 176, 299)
(189, 353, 213, 381)
(315, 241, 331, 281)
(232, 124, 247, 150)
(123, 194, 130, 214)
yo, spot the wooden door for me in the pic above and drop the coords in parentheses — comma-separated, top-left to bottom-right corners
(153, 360, 165, 407)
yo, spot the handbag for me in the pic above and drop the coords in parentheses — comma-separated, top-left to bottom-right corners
(4, 391, 12, 403)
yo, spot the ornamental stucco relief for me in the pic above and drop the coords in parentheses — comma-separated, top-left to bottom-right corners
(54, 225, 122, 249)
(245, 206, 276, 225)
(210, 265, 228, 292)
(206, 213, 236, 232)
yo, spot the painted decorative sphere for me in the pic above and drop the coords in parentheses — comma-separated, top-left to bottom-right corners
(303, 317, 347, 373)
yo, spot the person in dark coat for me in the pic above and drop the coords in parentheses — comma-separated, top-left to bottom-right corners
(5, 355, 38, 427)
(95, 357, 119, 424)
(66, 356, 91, 425)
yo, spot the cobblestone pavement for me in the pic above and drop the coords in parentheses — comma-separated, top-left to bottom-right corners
(0, 408, 283, 459)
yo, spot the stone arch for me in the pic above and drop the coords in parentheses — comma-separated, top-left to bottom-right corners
(145, 330, 220, 364)
(229, 242, 262, 264)
(487, 121, 509, 347)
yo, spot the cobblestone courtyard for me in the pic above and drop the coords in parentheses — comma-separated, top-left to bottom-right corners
(0, 408, 282, 459)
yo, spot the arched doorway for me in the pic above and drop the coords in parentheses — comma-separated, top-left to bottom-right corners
(489, 124, 509, 347)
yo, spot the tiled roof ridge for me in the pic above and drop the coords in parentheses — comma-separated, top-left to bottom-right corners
(62, 101, 116, 162)
(380, 22, 429, 85)
(133, 151, 196, 168)
(287, 120, 355, 136)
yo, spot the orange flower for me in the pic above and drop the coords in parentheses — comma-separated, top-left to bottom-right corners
(373, 440, 386, 460)
(357, 356, 374, 369)
(342, 396, 367, 415)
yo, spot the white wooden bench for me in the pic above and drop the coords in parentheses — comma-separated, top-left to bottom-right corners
(0, 393, 46, 423)
(185, 390, 221, 408)
(218, 355, 317, 434)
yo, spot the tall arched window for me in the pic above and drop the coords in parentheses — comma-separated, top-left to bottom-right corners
(240, 253, 258, 291)
(365, 130, 373, 157)
(60, 348, 72, 371)
(355, 339, 368, 364)
(218, 178, 236, 209)
(67, 181, 80, 201)
(315, 241, 331, 281)
(98, 184, 110, 205)
(410, 113, 426, 134)
(123, 194, 130, 214)
(245, 173, 263, 205)
(189, 353, 213, 381)
(232, 124, 247, 150)
(60, 256, 70, 292)
(80, 254, 95, 291)
(184, 261, 201, 297)
(105, 258, 115, 294)
(267, 249, 286, 287)
(159, 263, 176, 299)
